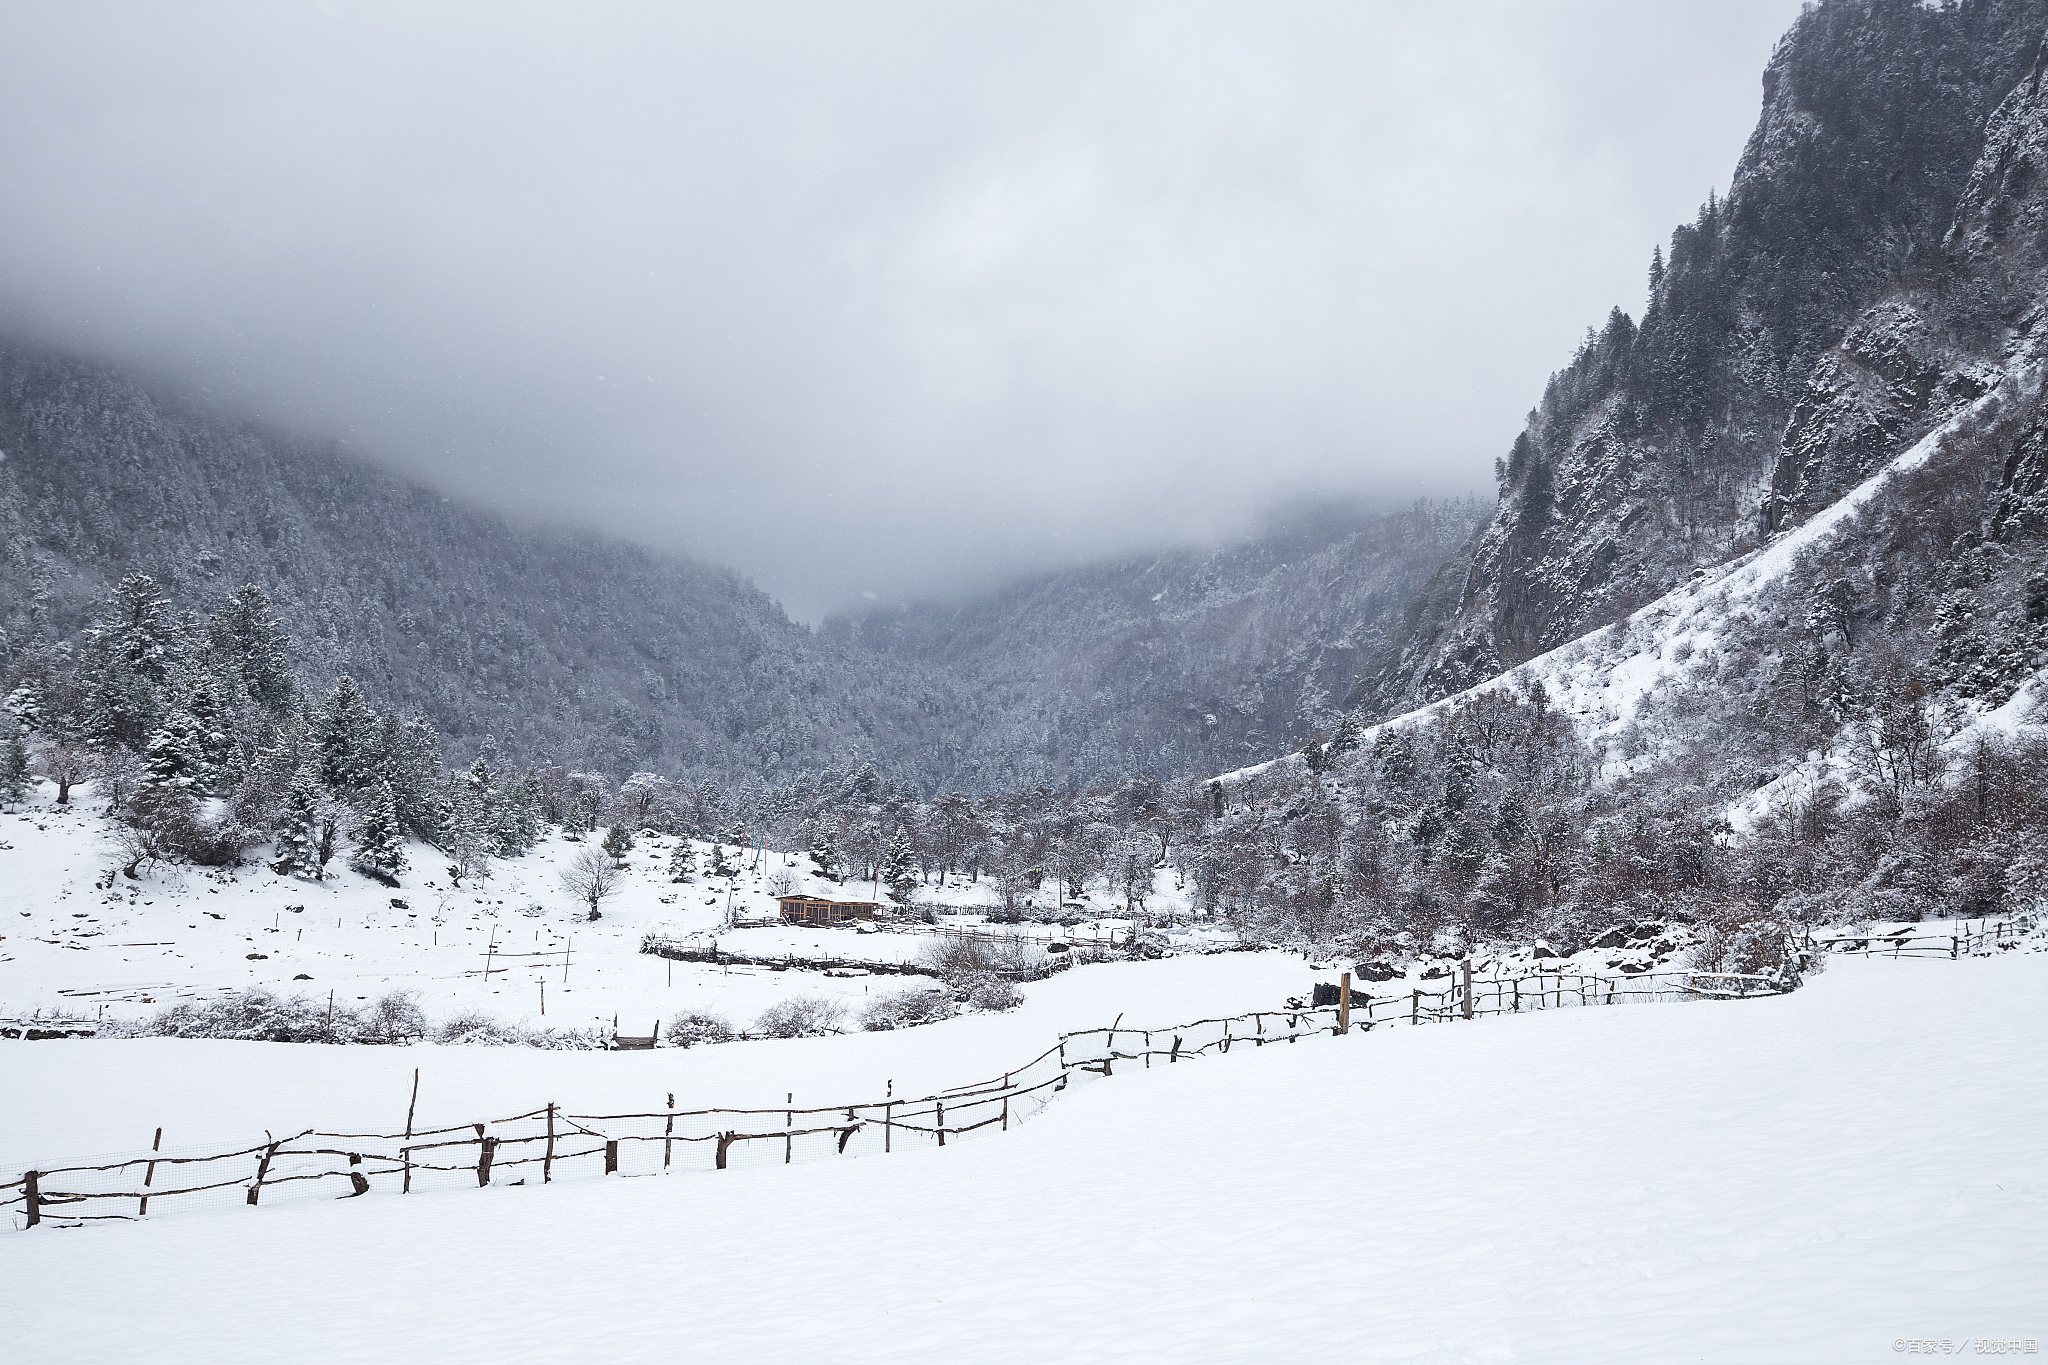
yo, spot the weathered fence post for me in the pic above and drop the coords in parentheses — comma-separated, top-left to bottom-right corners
(139, 1126, 163, 1216)
(884, 1103, 893, 1154)
(402, 1068, 420, 1194)
(23, 1170, 39, 1228)
(478, 1135, 498, 1187)
(1410, 988, 1419, 1025)
(785, 1092, 794, 1166)
(936, 1099, 947, 1148)
(1339, 972, 1352, 1034)
(715, 1132, 734, 1170)
(247, 1139, 279, 1206)
(603, 1140, 618, 1176)
(664, 1093, 675, 1169)
(544, 1103, 556, 1184)
(1169, 1034, 1182, 1062)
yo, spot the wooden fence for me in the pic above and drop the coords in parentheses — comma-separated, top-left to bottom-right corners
(0, 964, 1803, 1234)
(1806, 908, 2038, 960)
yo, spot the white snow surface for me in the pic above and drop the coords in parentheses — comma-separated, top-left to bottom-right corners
(5, 951, 2044, 1362)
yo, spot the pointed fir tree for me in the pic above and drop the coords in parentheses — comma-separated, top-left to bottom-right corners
(0, 725, 30, 810)
(140, 710, 210, 793)
(806, 827, 840, 881)
(603, 823, 635, 867)
(313, 675, 379, 794)
(665, 840, 696, 883)
(881, 827, 918, 899)
(707, 839, 736, 879)
(442, 789, 494, 886)
(349, 780, 409, 885)
(1329, 712, 1363, 755)
(272, 772, 327, 880)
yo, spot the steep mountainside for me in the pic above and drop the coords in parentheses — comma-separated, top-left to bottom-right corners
(0, 343, 966, 787)
(830, 499, 1486, 785)
(1356, 0, 2048, 717)
(0, 345, 1472, 795)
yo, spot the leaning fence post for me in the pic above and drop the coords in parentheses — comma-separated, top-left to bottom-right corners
(478, 1135, 498, 1187)
(1461, 961, 1474, 1020)
(23, 1171, 39, 1228)
(402, 1068, 420, 1194)
(139, 1126, 163, 1216)
(247, 1139, 280, 1206)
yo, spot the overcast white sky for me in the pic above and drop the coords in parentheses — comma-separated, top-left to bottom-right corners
(0, 1, 1806, 620)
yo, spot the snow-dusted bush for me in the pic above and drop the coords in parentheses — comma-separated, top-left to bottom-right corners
(434, 1011, 531, 1046)
(666, 1010, 737, 1047)
(360, 990, 428, 1044)
(132, 988, 351, 1043)
(858, 988, 957, 1032)
(957, 971, 1021, 1012)
(753, 996, 847, 1038)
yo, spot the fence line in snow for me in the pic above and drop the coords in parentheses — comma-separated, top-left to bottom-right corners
(0, 956, 1860, 1234)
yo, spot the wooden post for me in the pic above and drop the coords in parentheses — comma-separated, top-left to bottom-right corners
(936, 1099, 946, 1147)
(1410, 988, 1419, 1025)
(1461, 960, 1474, 1020)
(785, 1092, 794, 1165)
(247, 1139, 279, 1206)
(544, 1104, 556, 1183)
(139, 1126, 163, 1216)
(402, 1067, 420, 1193)
(23, 1171, 39, 1228)
(715, 1132, 734, 1170)
(884, 1103, 893, 1153)
(1170, 1034, 1182, 1063)
(664, 1093, 675, 1169)
(324, 990, 334, 1043)
(478, 1135, 498, 1187)
(1339, 972, 1351, 1034)
(1512, 977, 1520, 1013)
(603, 1140, 619, 1175)
(540, 979, 545, 1015)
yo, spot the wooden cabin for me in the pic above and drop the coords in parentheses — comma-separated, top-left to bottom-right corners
(775, 895, 881, 925)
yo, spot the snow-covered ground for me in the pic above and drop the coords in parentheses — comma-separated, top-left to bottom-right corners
(0, 784, 1206, 1039)
(5, 949, 2043, 1363)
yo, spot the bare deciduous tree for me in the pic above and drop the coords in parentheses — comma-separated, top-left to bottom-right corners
(558, 846, 623, 920)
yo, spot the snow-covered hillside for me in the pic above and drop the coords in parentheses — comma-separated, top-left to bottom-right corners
(5, 948, 2043, 1364)
(0, 779, 1198, 1038)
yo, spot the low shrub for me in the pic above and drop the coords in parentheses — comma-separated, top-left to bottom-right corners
(753, 996, 847, 1038)
(858, 988, 958, 1032)
(956, 971, 1021, 1012)
(666, 1010, 737, 1047)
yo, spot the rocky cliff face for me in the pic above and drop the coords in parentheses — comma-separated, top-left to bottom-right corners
(1353, 0, 2048, 719)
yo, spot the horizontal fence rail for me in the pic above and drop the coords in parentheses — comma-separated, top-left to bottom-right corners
(3, 957, 1828, 1234)
(1808, 909, 2038, 960)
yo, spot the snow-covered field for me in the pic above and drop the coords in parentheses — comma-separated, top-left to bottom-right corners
(0, 785, 1196, 1040)
(5, 950, 2044, 1363)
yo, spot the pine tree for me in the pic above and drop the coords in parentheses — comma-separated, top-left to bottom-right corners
(0, 726, 30, 810)
(1442, 732, 1481, 813)
(441, 789, 493, 886)
(1329, 712, 1363, 754)
(208, 584, 297, 716)
(603, 823, 635, 866)
(349, 781, 409, 885)
(881, 827, 917, 899)
(807, 827, 839, 881)
(708, 840, 736, 879)
(313, 675, 379, 794)
(666, 841, 696, 883)
(77, 574, 182, 748)
(273, 772, 327, 880)
(140, 710, 210, 793)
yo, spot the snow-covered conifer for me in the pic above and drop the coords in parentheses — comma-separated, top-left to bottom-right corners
(349, 780, 409, 885)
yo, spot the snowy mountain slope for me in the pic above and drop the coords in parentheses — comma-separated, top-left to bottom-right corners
(1356, 0, 2048, 719)
(7, 949, 2044, 1363)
